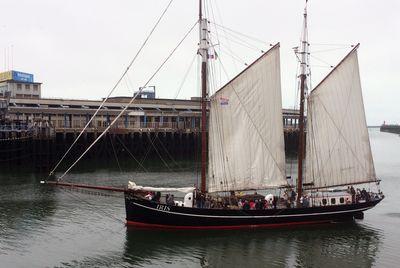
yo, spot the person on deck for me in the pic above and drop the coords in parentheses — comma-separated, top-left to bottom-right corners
(290, 190, 296, 204)
(361, 188, 369, 201)
(272, 196, 277, 209)
(243, 200, 250, 210)
(145, 192, 154, 200)
(152, 191, 161, 202)
(197, 193, 205, 208)
(238, 199, 243, 209)
(356, 188, 361, 202)
(264, 199, 270, 209)
(350, 186, 356, 203)
(204, 197, 211, 209)
(249, 200, 256, 210)
(302, 195, 309, 207)
(166, 194, 175, 206)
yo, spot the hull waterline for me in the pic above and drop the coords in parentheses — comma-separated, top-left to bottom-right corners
(124, 193, 383, 230)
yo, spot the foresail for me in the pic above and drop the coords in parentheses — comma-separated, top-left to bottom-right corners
(305, 47, 376, 188)
(207, 44, 286, 193)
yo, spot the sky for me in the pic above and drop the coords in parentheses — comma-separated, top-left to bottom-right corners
(0, 0, 399, 125)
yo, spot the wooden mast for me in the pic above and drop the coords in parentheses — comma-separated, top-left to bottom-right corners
(297, 3, 308, 206)
(199, 0, 208, 192)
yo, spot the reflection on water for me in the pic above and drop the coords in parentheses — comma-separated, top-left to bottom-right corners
(0, 128, 399, 267)
(122, 223, 382, 267)
(0, 172, 58, 253)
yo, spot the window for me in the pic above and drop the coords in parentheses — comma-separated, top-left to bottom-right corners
(33, 85, 38, 91)
(17, 84, 22, 90)
(322, 199, 327, 205)
(340, 197, 345, 204)
(25, 84, 30, 90)
(331, 198, 336, 205)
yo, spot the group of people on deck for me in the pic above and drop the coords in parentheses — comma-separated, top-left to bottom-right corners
(195, 193, 277, 210)
(142, 188, 313, 209)
(193, 190, 310, 210)
(140, 185, 380, 209)
(347, 186, 377, 203)
(237, 198, 277, 210)
(145, 191, 176, 205)
(145, 191, 161, 202)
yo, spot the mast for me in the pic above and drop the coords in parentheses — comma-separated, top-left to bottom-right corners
(199, 0, 208, 192)
(297, 2, 309, 206)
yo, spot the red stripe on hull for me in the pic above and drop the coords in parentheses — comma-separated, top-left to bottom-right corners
(126, 220, 333, 230)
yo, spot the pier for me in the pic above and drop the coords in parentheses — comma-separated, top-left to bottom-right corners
(0, 96, 301, 168)
(380, 124, 400, 134)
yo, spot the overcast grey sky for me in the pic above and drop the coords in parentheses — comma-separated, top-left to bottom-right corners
(1, 0, 399, 125)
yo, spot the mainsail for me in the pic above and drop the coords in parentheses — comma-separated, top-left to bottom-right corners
(305, 46, 376, 188)
(207, 44, 287, 193)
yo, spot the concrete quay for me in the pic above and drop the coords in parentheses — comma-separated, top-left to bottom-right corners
(0, 96, 301, 168)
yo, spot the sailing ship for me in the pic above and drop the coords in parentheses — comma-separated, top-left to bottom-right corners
(122, 1, 384, 229)
(45, 1, 384, 229)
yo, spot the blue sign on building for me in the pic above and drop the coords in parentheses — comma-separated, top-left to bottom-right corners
(12, 71, 34, 83)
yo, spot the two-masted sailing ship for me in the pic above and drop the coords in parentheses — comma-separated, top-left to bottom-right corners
(45, 1, 384, 229)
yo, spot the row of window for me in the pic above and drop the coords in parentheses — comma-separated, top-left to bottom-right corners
(15, 94, 40, 99)
(16, 84, 39, 91)
(321, 197, 346, 205)
(52, 119, 198, 129)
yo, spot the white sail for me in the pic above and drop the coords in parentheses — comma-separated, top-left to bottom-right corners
(305, 47, 376, 188)
(207, 44, 287, 193)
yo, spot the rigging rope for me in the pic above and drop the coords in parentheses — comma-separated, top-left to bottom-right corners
(311, 47, 352, 54)
(208, 0, 223, 93)
(48, 0, 175, 177)
(146, 133, 174, 172)
(310, 54, 334, 68)
(115, 135, 148, 172)
(210, 20, 272, 45)
(155, 135, 185, 172)
(310, 43, 355, 47)
(216, 46, 247, 66)
(109, 134, 122, 173)
(58, 21, 198, 180)
(135, 133, 158, 172)
(173, 52, 197, 99)
(59, 186, 125, 224)
(209, 31, 264, 52)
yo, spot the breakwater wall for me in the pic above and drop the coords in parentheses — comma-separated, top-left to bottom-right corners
(380, 124, 400, 135)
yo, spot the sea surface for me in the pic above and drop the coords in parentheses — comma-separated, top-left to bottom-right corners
(0, 128, 399, 268)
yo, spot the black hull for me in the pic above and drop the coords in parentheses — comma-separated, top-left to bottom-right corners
(124, 192, 383, 229)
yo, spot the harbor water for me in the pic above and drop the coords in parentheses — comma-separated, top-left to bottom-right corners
(0, 128, 399, 267)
